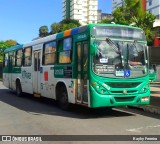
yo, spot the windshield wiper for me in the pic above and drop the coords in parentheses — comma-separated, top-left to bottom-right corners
(105, 38, 124, 69)
(106, 38, 120, 54)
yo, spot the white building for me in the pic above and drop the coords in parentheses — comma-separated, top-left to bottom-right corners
(62, 0, 98, 25)
(112, 0, 160, 19)
(112, 0, 123, 11)
(147, 0, 160, 19)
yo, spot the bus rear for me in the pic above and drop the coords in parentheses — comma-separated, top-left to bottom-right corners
(89, 24, 150, 108)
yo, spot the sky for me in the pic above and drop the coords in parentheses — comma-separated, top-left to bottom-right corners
(0, 0, 112, 44)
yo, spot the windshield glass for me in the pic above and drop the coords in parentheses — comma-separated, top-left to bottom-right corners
(92, 39, 148, 78)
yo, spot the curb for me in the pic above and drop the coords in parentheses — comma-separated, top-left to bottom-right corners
(132, 105, 160, 115)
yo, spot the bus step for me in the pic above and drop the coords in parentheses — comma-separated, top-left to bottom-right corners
(34, 93, 41, 97)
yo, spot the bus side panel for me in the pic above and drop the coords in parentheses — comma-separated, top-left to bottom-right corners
(40, 66, 56, 99)
(21, 67, 33, 94)
(3, 71, 9, 88)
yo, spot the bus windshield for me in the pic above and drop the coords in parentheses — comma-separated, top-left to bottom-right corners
(92, 38, 148, 78)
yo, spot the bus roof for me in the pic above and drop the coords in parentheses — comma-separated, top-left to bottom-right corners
(24, 25, 89, 47)
(5, 24, 143, 50)
(4, 44, 23, 53)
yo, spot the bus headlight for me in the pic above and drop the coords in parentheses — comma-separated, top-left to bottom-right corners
(140, 84, 149, 93)
(91, 82, 108, 94)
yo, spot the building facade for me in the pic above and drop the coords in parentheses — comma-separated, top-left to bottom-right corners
(62, 0, 98, 25)
(97, 10, 113, 22)
(147, 0, 160, 19)
(112, 0, 160, 19)
(112, 0, 146, 11)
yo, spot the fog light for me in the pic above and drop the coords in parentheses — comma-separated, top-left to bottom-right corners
(141, 97, 149, 102)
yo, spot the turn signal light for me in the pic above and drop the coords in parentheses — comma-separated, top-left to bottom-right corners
(141, 97, 149, 102)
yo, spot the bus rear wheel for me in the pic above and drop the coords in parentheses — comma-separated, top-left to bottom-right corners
(16, 81, 22, 97)
(57, 86, 70, 110)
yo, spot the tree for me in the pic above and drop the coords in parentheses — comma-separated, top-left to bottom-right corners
(5, 39, 17, 46)
(0, 40, 17, 62)
(99, 18, 113, 24)
(50, 23, 62, 34)
(50, 19, 81, 34)
(111, 0, 156, 45)
(60, 19, 81, 27)
(39, 26, 49, 37)
(61, 23, 78, 31)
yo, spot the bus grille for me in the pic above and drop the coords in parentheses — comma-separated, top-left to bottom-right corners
(110, 90, 138, 94)
(106, 82, 141, 88)
(114, 96, 135, 102)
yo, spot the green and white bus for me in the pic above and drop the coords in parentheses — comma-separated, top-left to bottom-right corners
(3, 23, 150, 109)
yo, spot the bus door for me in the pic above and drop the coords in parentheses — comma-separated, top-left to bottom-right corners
(76, 42, 88, 104)
(33, 50, 41, 96)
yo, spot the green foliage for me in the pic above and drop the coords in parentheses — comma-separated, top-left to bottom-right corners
(131, 12, 156, 45)
(112, 7, 129, 25)
(60, 19, 81, 27)
(111, 0, 156, 46)
(39, 19, 82, 36)
(98, 18, 113, 24)
(50, 23, 62, 34)
(39, 26, 49, 37)
(0, 40, 17, 62)
(5, 39, 17, 46)
(61, 23, 78, 32)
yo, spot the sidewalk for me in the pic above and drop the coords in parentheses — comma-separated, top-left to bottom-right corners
(137, 82, 160, 115)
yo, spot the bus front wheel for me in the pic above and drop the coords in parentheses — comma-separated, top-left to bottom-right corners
(16, 81, 22, 97)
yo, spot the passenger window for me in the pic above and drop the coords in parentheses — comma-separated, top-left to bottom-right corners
(58, 37, 72, 64)
(24, 47, 32, 66)
(4, 53, 8, 67)
(43, 41, 56, 65)
(16, 49, 23, 66)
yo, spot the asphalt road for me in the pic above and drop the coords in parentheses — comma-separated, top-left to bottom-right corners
(0, 82, 160, 144)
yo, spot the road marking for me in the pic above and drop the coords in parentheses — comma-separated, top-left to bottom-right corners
(126, 125, 160, 133)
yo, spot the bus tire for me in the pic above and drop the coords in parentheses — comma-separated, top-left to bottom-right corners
(57, 86, 70, 110)
(16, 80, 22, 97)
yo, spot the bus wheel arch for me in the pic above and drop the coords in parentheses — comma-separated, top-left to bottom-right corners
(16, 79, 22, 97)
(56, 82, 70, 110)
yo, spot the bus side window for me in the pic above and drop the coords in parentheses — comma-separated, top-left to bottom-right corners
(43, 41, 56, 65)
(4, 53, 8, 67)
(12, 52, 16, 66)
(58, 37, 72, 64)
(24, 47, 32, 66)
(83, 43, 88, 71)
(15, 49, 23, 66)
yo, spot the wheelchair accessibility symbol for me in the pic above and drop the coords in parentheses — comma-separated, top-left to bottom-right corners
(124, 70, 130, 77)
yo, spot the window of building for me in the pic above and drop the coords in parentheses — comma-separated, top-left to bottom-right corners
(149, 0, 152, 6)
(58, 37, 72, 64)
(43, 41, 56, 65)
(16, 49, 23, 66)
(24, 47, 32, 66)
